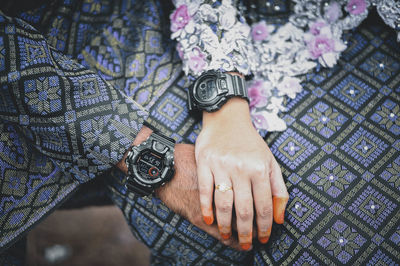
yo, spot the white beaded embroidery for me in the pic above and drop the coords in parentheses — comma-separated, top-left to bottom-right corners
(171, 0, 400, 132)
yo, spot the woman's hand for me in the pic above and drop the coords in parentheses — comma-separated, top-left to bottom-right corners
(156, 143, 243, 250)
(195, 97, 289, 250)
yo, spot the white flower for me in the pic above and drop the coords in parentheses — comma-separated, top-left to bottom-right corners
(198, 4, 218, 22)
(218, 5, 237, 30)
(267, 96, 286, 113)
(277, 76, 303, 99)
(200, 26, 220, 50)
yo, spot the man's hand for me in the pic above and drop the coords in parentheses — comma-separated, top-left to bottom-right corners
(156, 144, 243, 250)
(116, 127, 243, 250)
(196, 97, 289, 250)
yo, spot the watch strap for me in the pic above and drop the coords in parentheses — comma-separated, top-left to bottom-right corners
(150, 131, 176, 149)
(224, 73, 248, 101)
(125, 177, 153, 196)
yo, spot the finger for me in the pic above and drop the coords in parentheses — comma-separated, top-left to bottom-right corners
(270, 159, 289, 224)
(197, 162, 214, 225)
(194, 221, 241, 251)
(233, 177, 254, 251)
(252, 171, 273, 244)
(214, 173, 234, 240)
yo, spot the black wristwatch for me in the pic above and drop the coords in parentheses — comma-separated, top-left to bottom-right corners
(125, 131, 175, 197)
(187, 70, 248, 112)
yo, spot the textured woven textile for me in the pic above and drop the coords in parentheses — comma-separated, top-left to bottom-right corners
(0, 0, 399, 265)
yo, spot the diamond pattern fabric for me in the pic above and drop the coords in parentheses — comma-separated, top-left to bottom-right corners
(0, 0, 399, 265)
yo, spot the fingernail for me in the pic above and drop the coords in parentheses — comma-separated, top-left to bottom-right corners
(258, 227, 272, 244)
(239, 232, 252, 251)
(203, 216, 213, 225)
(220, 232, 231, 240)
(273, 197, 287, 224)
(240, 243, 252, 251)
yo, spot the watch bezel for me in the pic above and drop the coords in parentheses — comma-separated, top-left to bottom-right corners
(190, 70, 229, 111)
(127, 139, 175, 189)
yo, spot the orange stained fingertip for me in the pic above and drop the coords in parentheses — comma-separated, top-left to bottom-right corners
(203, 215, 214, 225)
(239, 232, 252, 251)
(218, 225, 231, 240)
(273, 196, 288, 224)
(240, 243, 252, 251)
(220, 232, 231, 240)
(201, 206, 214, 225)
(258, 227, 272, 244)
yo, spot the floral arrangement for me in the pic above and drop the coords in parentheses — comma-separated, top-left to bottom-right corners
(170, 0, 400, 132)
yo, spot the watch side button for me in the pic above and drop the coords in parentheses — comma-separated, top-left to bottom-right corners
(220, 79, 227, 89)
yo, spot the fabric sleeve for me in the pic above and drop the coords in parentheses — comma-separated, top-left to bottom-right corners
(169, 0, 254, 78)
(0, 12, 148, 183)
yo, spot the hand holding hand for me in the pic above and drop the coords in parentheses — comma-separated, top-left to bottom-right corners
(156, 143, 243, 250)
(117, 126, 245, 250)
(196, 97, 289, 250)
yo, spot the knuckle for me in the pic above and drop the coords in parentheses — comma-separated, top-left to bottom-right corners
(199, 150, 213, 163)
(257, 205, 273, 218)
(217, 201, 232, 214)
(253, 163, 267, 176)
(233, 160, 244, 172)
(237, 207, 252, 221)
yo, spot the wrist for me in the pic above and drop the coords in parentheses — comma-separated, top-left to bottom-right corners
(202, 97, 251, 128)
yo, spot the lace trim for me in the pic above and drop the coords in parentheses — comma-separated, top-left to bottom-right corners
(171, 0, 253, 76)
(171, 0, 400, 132)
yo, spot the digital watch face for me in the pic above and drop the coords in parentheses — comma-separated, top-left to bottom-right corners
(136, 149, 164, 182)
(196, 78, 218, 101)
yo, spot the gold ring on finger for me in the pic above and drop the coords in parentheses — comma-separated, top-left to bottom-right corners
(216, 183, 233, 193)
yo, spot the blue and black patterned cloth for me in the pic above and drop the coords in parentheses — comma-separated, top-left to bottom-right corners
(1, 0, 399, 265)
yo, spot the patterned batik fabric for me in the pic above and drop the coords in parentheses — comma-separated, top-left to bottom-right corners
(0, 2, 150, 250)
(108, 7, 398, 266)
(0, 1, 399, 266)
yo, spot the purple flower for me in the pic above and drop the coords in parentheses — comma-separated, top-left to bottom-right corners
(307, 35, 335, 59)
(251, 109, 287, 131)
(346, 0, 367, 15)
(309, 20, 328, 35)
(170, 5, 191, 32)
(251, 21, 270, 41)
(251, 111, 269, 130)
(305, 26, 347, 67)
(188, 47, 207, 74)
(325, 2, 341, 22)
(248, 80, 269, 108)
